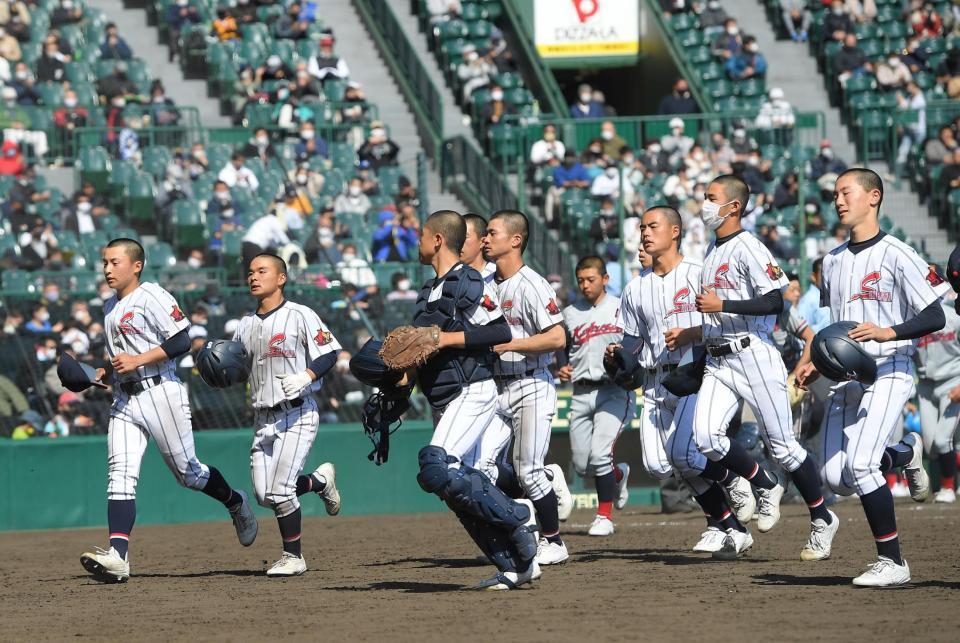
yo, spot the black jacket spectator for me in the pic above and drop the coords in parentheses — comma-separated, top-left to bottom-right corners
(835, 43, 866, 74)
(657, 81, 699, 115)
(36, 52, 65, 83)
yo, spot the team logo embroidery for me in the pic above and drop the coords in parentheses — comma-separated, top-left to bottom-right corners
(766, 262, 784, 280)
(170, 305, 185, 322)
(481, 294, 498, 311)
(665, 287, 697, 318)
(314, 329, 333, 346)
(849, 271, 892, 302)
(926, 266, 946, 287)
(116, 311, 142, 336)
(710, 263, 736, 289)
(572, 322, 621, 345)
(264, 333, 296, 358)
(502, 299, 514, 311)
(546, 298, 561, 315)
(917, 330, 956, 349)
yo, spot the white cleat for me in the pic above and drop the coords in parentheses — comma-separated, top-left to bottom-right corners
(711, 528, 754, 560)
(80, 546, 130, 583)
(535, 538, 570, 565)
(756, 481, 785, 533)
(314, 462, 341, 515)
(475, 561, 540, 590)
(266, 552, 307, 577)
(903, 433, 930, 502)
(547, 464, 574, 522)
(693, 526, 727, 553)
(230, 489, 258, 546)
(587, 515, 615, 537)
(614, 463, 631, 510)
(723, 476, 756, 525)
(852, 556, 911, 587)
(934, 487, 956, 503)
(800, 510, 840, 561)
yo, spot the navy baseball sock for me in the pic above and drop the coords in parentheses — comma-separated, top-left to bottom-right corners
(718, 443, 777, 490)
(880, 441, 914, 472)
(495, 462, 525, 499)
(277, 509, 302, 557)
(203, 467, 242, 509)
(938, 452, 956, 490)
(860, 485, 902, 565)
(789, 456, 832, 523)
(107, 499, 135, 558)
(595, 470, 617, 503)
(295, 473, 325, 495)
(700, 459, 733, 484)
(694, 484, 746, 533)
(532, 491, 562, 543)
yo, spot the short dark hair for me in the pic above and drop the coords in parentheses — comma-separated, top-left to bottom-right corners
(786, 272, 799, 282)
(643, 205, 683, 246)
(463, 213, 487, 239)
(711, 174, 750, 217)
(576, 255, 606, 275)
(490, 209, 530, 253)
(425, 210, 467, 254)
(837, 167, 884, 208)
(251, 252, 288, 290)
(106, 238, 145, 277)
(811, 256, 823, 276)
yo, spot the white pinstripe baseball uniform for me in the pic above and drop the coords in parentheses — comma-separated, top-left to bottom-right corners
(914, 299, 960, 457)
(104, 282, 209, 499)
(563, 293, 635, 479)
(621, 258, 711, 493)
(820, 233, 944, 496)
(233, 300, 341, 516)
(481, 265, 564, 501)
(693, 231, 808, 472)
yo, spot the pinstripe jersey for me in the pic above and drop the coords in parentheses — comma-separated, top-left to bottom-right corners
(563, 293, 623, 381)
(700, 230, 788, 341)
(481, 261, 496, 284)
(914, 300, 960, 381)
(233, 300, 341, 409)
(493, 264, 565, 376)
(621, 257, 705, 368)
(103, 281, 190, 385)
(820, 232, 943, 362)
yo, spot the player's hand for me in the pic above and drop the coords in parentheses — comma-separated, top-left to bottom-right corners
(558, 364, 573, 382)
(949, 385, 960, 403)
(111, 352, 141, 374)
(493, 341, 514, 355)
(695, 286, 723, 314)
(605, 343, 622, 360)
(848, 322, 896, 343)
(277, 371, 313, 399)
(92, 367, 109, 389)
(794, 362, 820, 390)
(664, 327, 688, 351)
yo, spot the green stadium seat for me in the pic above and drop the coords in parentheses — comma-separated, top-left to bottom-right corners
(686, 46, 712, 64)
(172, 201, 209, 252)
(670, 13, 698, 32)
(433, 19, 469, 43)
(2, 270, 37, 293)
(467, 19, 492, 41)
(126, 171, 158, 223)
(77, 146, 112, 192)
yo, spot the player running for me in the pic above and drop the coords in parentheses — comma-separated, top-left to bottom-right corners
(691, 175, 838, 561)
(461, 213, 496, 282)
(78, 238, 257, 583)
(231, 253, 343, 576)
(559, 255, 633, 537)
(797, 169, 946, 587)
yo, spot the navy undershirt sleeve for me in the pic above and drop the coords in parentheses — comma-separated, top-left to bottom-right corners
(721, 289, 784, 316)
(159, 328, 191, 359)
(308, 351, 339, 379)
(463, 316, 512, 348)
(892, 301, 946, 340)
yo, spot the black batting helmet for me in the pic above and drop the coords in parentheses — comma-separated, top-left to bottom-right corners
(811, 321, 878, 386)
(195, 339, 251, 388)
(350, 338, 403, 388)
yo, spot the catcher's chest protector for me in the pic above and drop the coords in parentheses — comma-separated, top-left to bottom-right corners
(413, 264, 493, 408)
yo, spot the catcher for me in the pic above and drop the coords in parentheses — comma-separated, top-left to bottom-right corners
(373, 210, 540, 591)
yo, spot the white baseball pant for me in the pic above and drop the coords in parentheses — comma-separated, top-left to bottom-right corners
(251, 398, 320, 517)
(107, 379, 211, 500)
(693, 338, 807, 472)
(917, 376, 960, 457)
(430, 378, 499, 478)
(569, 383, 634, 479)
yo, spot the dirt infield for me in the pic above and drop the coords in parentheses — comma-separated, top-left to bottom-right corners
(4, 499, 960, 642)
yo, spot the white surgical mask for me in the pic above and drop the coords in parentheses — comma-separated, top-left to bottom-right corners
(490, 91, 503, 101)
(64, 97, 77, 108)
(348, 185, 362, 196)
(700, 199, 734, 230)
(342, 252, 356, 262)
(601, 130, 614, 141)
(215, 190, 230, 201)
(622, 155, 634, 165)
(77, 201, 92, 213)
(296, 173, 308, 185)
(397, 279, 411, 290)
(605, 167, 618, 178)
(187, 256, 202, 268)
(727, 26, 739, 35)
(301, 130, 315, 140)
(579, 93, 591, 104)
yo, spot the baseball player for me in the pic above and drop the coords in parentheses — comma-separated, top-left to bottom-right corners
(231, 253, 343, 576)
(797, 169, 947, 586)
(691, 175, 838, 561)
(461, 213, 496, 283)
(914, 273, 960, 503)
(408, 210, 540, 590)
(559, 255, 633, 537)
(480, 210, 571, 566)
(617, 206, 751, 557)
(79, 238, 257, 583)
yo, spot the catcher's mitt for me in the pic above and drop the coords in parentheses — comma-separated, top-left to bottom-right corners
(379, 325, 441, 370)
(786, 373, 807, 407)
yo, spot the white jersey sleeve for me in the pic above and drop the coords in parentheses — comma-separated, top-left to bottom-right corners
(143, 283, 190, 339)
(298, 305, 342, 362)
(495, 265, 564, 375)
(897, 249, 945, 314)
(522, 278, 565, 332)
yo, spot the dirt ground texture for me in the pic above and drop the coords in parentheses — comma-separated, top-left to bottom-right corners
(4, 499, 960, 642)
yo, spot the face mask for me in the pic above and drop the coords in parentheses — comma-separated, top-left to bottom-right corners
(700, 199, 734, 230)
(342, 253, 356, 262)
(336, 358, 350, 372)
(112, 99, 126, 108)
(14, 70, 27, 80)
(64, 97, 77, 108)
(694, 190, 706, 201)
(693, 151, 704, 161)
(301, 130, 315, 140)
(832, 7, 843, 14)
(605, 167, 618, 178)
(187, 257, 202, 269)
(821, 147, 834, 159)
(371, 128, 386, 138)
(38, 311, 50, 322)
(544, 132, 556, 142)
(44, 291, 59, 303)
(601, 130, 614, 141)
(708, 0, 720, 8)
(747, 44, 759, 53)
(74, 311, 90, 325)
(277, 89, 289, 100)
(579, 93, 591, 104)
(296, 173, 308, 185)
(397, 279, 411, 290)
(622, 155, 634, 165)
(648, 144, 661, 154)
(888, 58, 898, 67)
(214, 190, 230, 201)
(256, 135, 269, 146)
(490, 91, 504, 101)
(4, 324, 15, 334)
(727, 26, 739, 35)
(747, 156, 759, 166)
(589, 145, 601, 154)
(465, 52, 478, 62)
(348, 185, 362, 197)
(37, 348, 55, 361)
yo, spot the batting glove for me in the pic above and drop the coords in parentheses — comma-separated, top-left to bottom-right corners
(277, 371, 313, 399)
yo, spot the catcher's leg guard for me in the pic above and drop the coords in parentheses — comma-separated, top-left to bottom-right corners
(494, 442, 525, 499)
(454, 512, 532, 573)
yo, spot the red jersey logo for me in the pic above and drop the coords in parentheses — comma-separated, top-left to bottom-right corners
(481, 294, 498, 312)
(572, 322, 621, 346)
(314, 329, 333, 346)
(711, 264, 736, 289)
(917, 330, 956, 349)
(116, 311, 142, 336)
(849, 271, 892, 302)
(170, 305, 185, 322)
(546, 298, 561, 315)
(766, 262, 784, 280)
(666, 287, 697, 318)
(264, 333, 297, 358)
(502, 299, 513, 311)
(927, 266, 945, 287)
